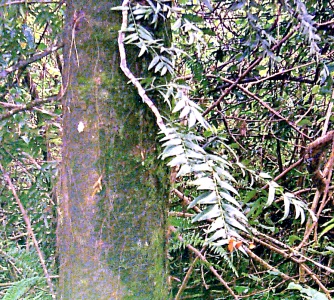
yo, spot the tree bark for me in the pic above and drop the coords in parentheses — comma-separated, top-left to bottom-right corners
(57, 1, 169, 298)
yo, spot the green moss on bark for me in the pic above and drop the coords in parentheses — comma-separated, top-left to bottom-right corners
(58, 0, 170, 299)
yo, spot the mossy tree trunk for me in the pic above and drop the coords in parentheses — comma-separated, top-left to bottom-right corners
(57, 0, 169, 298)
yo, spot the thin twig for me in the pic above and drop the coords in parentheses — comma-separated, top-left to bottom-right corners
(218, 77, 310, 139)
(9, 232, 29, 240)
(0, 248, 23, 275)
(247, 61, 315, 86)
(251, 230, 334, 275)
(0, 95, 60, 122)
(244, 247, 292, 281)
(169, 226, 239, 300)
(244, 232, 334, 297)
(300, 264, 332, 299)
(0, 43, 63, 79)
(261, 158, 304, 190)
(168, 211, 195, 218)
(238, 279, 290, 298)
(175, 255, 200, 300)
(0, 163, 56, 299)
(203, 24, 301, 116)
(219, 113, 247, 151)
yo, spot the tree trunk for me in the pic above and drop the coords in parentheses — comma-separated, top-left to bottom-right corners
(57, 0, 169, 298)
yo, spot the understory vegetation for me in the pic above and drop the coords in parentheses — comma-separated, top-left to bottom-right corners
(1, 0, 334, 299)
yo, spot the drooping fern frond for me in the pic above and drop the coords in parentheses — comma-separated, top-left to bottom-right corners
(161, 122, 249, 244)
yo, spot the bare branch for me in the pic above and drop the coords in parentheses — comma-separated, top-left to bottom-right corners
(244, 247, 292, 281)
(175, 255, 200, 300)
(261, 158, 304, 190)
(0, 43, 63, 79)
(0, 95, 61, 122)
(244, 231, 334, 297)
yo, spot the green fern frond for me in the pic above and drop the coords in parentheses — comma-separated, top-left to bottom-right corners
(3, 277, 44, 300)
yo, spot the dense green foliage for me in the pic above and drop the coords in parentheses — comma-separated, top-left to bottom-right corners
(1, 0, 334, 299)
(0, 2, 63, 299)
